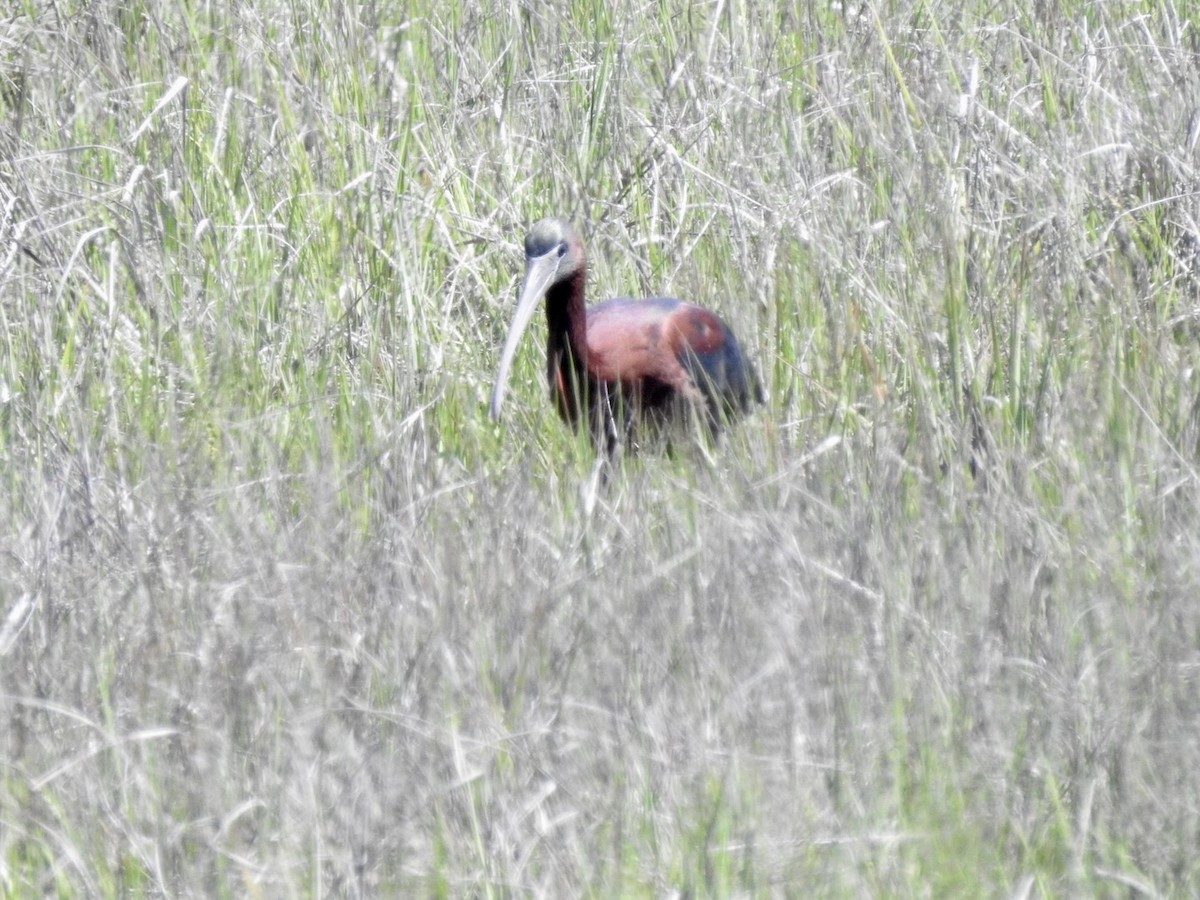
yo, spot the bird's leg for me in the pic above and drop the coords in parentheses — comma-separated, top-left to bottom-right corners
(596, 381, 623, 460)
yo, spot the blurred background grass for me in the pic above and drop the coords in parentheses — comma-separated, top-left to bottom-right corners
(2, 0, 1199, 895)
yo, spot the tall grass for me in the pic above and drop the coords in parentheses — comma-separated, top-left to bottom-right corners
(2, 0, 1199, 895)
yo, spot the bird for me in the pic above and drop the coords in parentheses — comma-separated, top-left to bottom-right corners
(489, 217, 763, 454)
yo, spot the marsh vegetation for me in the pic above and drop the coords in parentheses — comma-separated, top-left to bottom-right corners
(2, 0, 1199, 895)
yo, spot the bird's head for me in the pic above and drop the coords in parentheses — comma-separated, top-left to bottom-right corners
(522, 216, 585, 283)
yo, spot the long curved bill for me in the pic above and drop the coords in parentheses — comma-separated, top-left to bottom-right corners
(489, 252, 562, 420)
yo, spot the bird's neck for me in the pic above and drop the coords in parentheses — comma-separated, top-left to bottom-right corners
(545, 268, 588, 371)
(544, 267, 590, 423)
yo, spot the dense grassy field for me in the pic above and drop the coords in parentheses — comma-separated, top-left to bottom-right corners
(3, 0, 1200, 895)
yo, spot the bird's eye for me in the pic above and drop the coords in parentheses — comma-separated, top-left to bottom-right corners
(557, 243, 568, 258)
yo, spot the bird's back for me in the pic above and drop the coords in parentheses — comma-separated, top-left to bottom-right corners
(585, 297, 762, 424)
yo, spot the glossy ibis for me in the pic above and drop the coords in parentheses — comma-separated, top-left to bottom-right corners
(489, 217, 763, 453)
